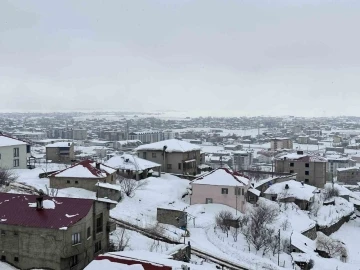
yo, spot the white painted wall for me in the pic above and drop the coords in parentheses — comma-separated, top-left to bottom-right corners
(0, 144, 27, 169)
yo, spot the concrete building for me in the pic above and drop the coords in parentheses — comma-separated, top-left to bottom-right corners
(73, 129, 87, 140)
(0, 134, 30, 169)
(191, 168, 250, 213)
(0, 192, 115, 270)
(297, 136, 310, 144)
(275, 151, 328, 188)
(233, 151, 253, 170)
(115, 140, 142, 151)
(326, 155, 356, 177)
(49, 160, 117, 192)
(135, 139, 202, 175)
(270, 138, 293, 151)
(337, 167, 360, 185)
(129, 131, 164, 144)
(12, 131, 47, 140)
(46, 142, 75, 164)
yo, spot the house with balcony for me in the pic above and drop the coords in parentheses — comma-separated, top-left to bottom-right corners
(135, 139, 202, 175)
(190, 168, 250, 213)
(49, 160, 117, 192)
(0, 192, 115, 270)
(0, 134, 30, 169)
(46, 141, 75, 164)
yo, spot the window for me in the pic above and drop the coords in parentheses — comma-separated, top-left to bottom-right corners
(205, 198, 213, 204)
(221, 188, 228, 194)
(305, 179, 309, 184)
(67, 180, 70, 184)
(143, 152, 147, 159)
(94, 241, 102, 253)
(305, 171, 309, 175)
(305, 163, 309, 168)
(0, 153, 1, 159)
(235, 187, 241, 195)
(71, 233, 81, 245)
(242, 189, 245, 195)
(152, 153, 156, 158)
(1, 256, 5, 261)
(14, 257, 19, 262)
(178, 163, 182, 170)
(75, 181, 79, 184)
(13, 148, 19, 157)
(290, 170, 294, 173)
(13, 159, 19, 167)
(1, 230, 5, 236)
(14, 232, 18, 236)
(70, 255, 78, 267)
(167, 164, 172, 169)
(87, 227, 91, 239)
(96, 214, 103, 233)
(290, 162, 294, 167)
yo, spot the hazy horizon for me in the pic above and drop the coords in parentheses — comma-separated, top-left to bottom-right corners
(1, 0, 359, 117)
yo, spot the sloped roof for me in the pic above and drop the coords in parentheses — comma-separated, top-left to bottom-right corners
(0, 193, 93, 229)
(106, 154, 160, 171)
(0, 134, 27, 147)
(135, 139, 201, 153)
(264, 180, 316, 201)
(50, 160, 116, 178)
(192, 168, 249, 187)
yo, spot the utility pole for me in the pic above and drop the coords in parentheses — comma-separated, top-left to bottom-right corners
(278, 229, 280, 266)
(236, 186, 238, 216)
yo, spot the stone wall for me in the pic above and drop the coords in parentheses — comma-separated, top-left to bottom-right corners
(157, 208, 187, 228)
(97, 187, 122, 202)
(317, 213, 353, 236)
(302, 226, 317, 240)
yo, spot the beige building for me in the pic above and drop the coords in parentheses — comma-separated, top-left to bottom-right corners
(73, 129, 87, 140)
(270, 138, 293, 151)
(46, 142, 75, 164)
(49, 160, 117, 192)
(337, 167, 360, 185)
(0, 134, 30, 169)
(275, 151, 328, 188)
(190, 168, 250, 213)
(0, 192, 116, 270)
(135, 139, 202, 175)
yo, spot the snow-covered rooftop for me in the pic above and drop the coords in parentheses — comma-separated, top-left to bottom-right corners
(51, 160, 116, 178)
(46, 142, 73, 148)
(106, 154, 160, 171)
(192, 168, 249, 187)
(0, 135, 27, 147)
(291, 252, 311, 263)
(337, 166, 359, 172)
(276, 152, 327, 162)
(96, 182, 122, 191)
(135, 139, 201, 153)
(264, 180, 317, 201)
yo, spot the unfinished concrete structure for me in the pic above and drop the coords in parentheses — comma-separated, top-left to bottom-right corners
(0, 193, 116, 270)
(46, 141, 75, 164)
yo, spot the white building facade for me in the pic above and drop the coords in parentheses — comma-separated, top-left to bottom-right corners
(0, 135, 29, 169)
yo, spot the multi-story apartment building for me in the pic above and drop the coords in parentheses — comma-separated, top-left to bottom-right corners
(0, 192, 116, 270)
(270, 138, 293, 151)
(135, 139, 202, 175)
(326, 155, 356, 177)
(233, 151, 253, 170)
(0, 134, 30, 169)
(46, 142, 75, 164)
(337, 167, 360, 185)
(73, 129, 87, 140)
(129, 131, 163, 144)
(275, 151, 328, 188)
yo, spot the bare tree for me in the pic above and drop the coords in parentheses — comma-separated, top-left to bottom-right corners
(45, 185, 58, 197)
(230, 226, 240, 242)
(239, 202, 279, 254)
(118, 176, 148, 197)
(145, 222, 166, 238)
(324, 186, 340, 201)
(0, 167, 18, 189)
(109, 228, 130, 251)
(316, 232, 347, 259)
(215, 210, 234, 236)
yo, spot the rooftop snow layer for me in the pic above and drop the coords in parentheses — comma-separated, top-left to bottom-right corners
(51, 160, 115, 178)
(106, 154, 160, 171)
(192, 168, 249, 186)
(135, 139, 201, 153)
(46, 142, 72, 148)
(0, 135, 27, 147)
(264, 180, 317, 201)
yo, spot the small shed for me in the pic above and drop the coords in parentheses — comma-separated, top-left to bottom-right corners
(95, 182, 122, 202)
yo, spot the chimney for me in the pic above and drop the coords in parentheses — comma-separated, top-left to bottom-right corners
(36, 195, 44, 210)
(96, 162, 101, 170)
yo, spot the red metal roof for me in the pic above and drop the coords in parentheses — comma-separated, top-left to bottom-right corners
(0, 193, 93, 229)
(50, 159, 113, 178)
(95, 255, 172, 270)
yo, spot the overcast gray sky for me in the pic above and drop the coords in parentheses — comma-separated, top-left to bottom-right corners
(1, 0, 359, 117)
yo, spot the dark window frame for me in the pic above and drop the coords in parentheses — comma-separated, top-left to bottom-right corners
(221, 188, 228, 194)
